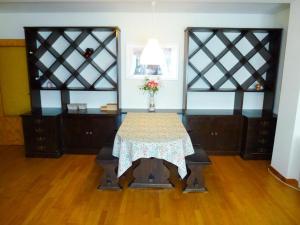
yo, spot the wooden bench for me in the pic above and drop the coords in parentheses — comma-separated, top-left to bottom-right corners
(183, 148, 211, 192)
(96, 146, 121, 190)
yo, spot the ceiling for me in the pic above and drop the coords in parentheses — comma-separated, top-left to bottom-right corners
(0, 1, 290, 14)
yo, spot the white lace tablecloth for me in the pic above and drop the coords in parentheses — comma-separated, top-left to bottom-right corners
(112, 113, 194, 178)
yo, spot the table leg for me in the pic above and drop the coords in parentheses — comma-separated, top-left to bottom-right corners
(163, 161, 180, 187)
(119, 161, 138, 188)
(130, 158, 173, 188)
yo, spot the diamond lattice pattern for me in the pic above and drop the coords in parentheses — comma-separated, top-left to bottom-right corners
(187, 29, 271, 91)
(33, 29, 118, 90)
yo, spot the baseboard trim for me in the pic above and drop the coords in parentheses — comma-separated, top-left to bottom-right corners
(269, 166, 299, 189)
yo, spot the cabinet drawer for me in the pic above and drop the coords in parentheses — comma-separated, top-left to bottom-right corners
(242, 116, 276, 159)
(22, 115, 61, 157)
(252, 146, 272, 154)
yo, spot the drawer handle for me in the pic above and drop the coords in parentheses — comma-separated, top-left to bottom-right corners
(34, 119, 42, 124)
(210, 131, 218, 136)
(258, 148, 266, 153)
(258, 139, 267, 144)
(259, 130, 269, 135)
(37, 146, 45, 151)
(261, 121, 270, 126)
(36, 137, 46, 141)
(34, 128, 43, 133)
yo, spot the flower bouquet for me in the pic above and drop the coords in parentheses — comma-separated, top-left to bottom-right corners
(140, 78, 160, 93)
(140, 78, 160, 111)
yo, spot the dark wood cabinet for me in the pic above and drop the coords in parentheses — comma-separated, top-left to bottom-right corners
(22, 110, 119, 157)
(213, 117, 242, 153)
(241, 116, 277, 159)
(186, 116, 214, 150)
(184, 111, 277, 158)
(182, 27, 281, 159)
(62, 115, 117, 154)
(22, 27, 121, 158)
(22, 114, 61, 157)
(185, 115, 243, 154)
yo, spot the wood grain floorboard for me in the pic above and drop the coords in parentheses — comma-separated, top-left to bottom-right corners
(0, 146, 299, 225)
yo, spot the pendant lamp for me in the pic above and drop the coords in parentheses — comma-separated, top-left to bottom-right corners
(140, 1, 164, 66)
(140, 38, 164, 66)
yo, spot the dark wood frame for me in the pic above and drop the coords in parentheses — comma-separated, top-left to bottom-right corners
(183, 27, 282, 159)
(24, 26, 121, 111)
(22, 27, 121, 157)
(183, 27, 282, 113)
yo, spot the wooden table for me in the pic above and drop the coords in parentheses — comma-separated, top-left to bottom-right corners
(112, 112, 194, 188)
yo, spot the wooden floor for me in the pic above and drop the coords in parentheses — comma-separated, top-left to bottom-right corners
(0, 146, 299, 225)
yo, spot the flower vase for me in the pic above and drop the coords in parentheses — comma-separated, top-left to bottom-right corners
(149, 91, 155, 112)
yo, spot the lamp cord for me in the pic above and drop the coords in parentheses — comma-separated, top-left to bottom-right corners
(151, 1, 156, 38)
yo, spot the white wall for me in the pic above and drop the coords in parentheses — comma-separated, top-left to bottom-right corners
(272, 0, 300, 181)
(273, 7, 290, 113)
(0, 11, 287, 109)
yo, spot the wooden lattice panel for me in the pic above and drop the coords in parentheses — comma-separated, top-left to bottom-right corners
(185, 28, 281, 92)
(25, 27, 119, 91)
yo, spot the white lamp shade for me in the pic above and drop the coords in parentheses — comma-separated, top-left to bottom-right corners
(140, 39, 165, 66)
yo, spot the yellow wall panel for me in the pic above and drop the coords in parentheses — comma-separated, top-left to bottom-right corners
(0, 86, 3, 116)
(0, 47, 30, 115)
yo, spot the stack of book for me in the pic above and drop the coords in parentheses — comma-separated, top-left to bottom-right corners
(100, 103, 118, 112)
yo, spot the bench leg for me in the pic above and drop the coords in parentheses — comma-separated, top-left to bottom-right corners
(98, 163, 121, 190)
(183, 164, 207, 193)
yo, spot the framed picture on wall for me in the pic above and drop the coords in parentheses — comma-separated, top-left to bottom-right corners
(126, 44, 178, 80)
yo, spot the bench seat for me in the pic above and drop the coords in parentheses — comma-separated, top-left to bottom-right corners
(186, 149, 211, 165)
